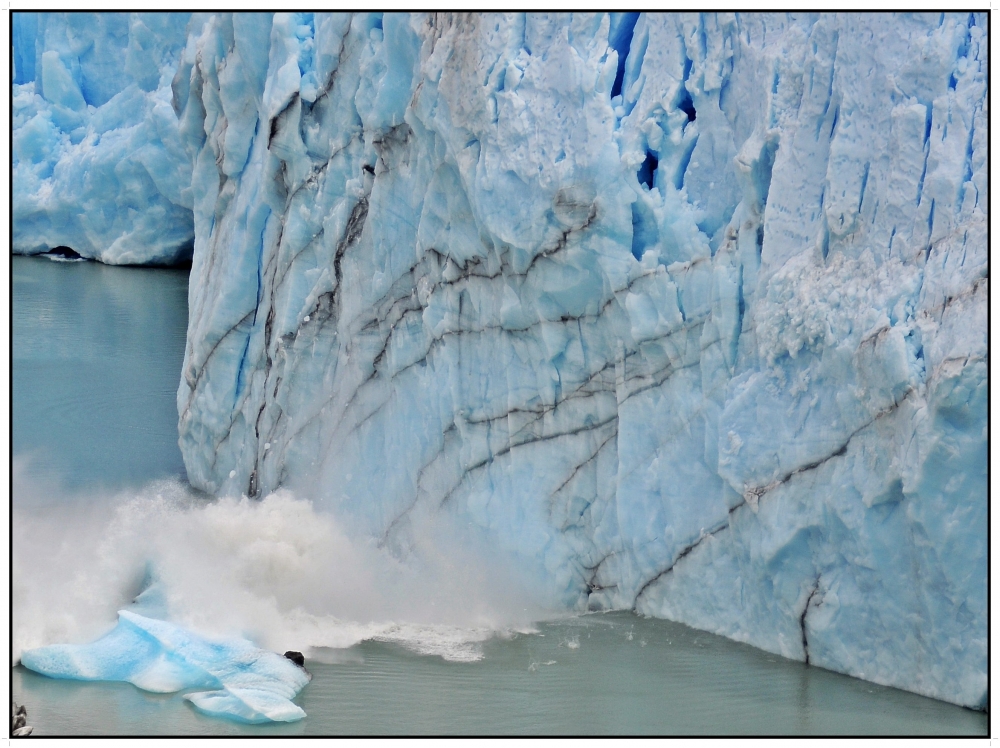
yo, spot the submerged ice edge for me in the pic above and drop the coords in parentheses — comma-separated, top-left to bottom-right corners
(12, 12, 988, 709)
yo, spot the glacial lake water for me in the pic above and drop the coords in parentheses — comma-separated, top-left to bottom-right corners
(11, 255, 988, 736)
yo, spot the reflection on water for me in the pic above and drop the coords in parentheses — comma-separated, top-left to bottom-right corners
(10, 257, 987, 736)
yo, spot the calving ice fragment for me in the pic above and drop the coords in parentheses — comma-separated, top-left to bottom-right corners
(21, 610, 311, 723)
(12, 11, 987, 712)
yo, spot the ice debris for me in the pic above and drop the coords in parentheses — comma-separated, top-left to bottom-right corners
(11, 702, 32, 736)
(20, 611, 310, 724)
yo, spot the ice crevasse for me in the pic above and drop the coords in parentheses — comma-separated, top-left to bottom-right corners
(13, 13, 988, 710)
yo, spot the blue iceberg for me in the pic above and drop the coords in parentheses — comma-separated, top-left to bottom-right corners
(20, 610, 310, 723)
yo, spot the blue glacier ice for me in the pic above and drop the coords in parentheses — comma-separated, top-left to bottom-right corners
(21, 608, 310, 723)
(12, 12, 196, 264)
(13, 12, 987, 711)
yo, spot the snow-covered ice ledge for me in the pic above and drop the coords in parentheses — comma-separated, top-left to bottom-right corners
(15, 13, 988, 709)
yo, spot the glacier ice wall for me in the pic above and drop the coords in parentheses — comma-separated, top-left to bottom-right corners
(172, 12, 988, 708)
(15, 12, 987, 708)
(12, 12, 198, 264)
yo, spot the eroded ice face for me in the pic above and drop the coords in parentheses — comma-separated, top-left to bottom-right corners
(12, 12, 195, 265)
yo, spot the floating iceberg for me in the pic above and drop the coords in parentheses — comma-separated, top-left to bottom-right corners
(12, 12, 988, 710)
(20, 610, 310, 723)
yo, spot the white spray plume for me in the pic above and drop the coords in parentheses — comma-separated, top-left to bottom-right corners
(13, 458, 552, 665)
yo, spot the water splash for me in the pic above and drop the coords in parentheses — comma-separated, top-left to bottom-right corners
(14, 462, 551, 668)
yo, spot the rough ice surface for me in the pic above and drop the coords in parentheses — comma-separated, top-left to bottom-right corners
(12, 12, 196, 264)
(14, 13, 987, 710)
(20, 609, 310, 723)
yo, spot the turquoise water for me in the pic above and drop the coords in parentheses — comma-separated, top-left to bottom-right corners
(11, 612, 988, 736)
(13, 256, 189, 491)
(11, 256, 987, 736)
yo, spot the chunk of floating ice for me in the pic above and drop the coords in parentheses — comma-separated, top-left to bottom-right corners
(185, 687, 306, 724)
(20, 611, 310, 723)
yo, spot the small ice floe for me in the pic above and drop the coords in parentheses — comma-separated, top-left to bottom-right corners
(559, 635, 580, 650)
